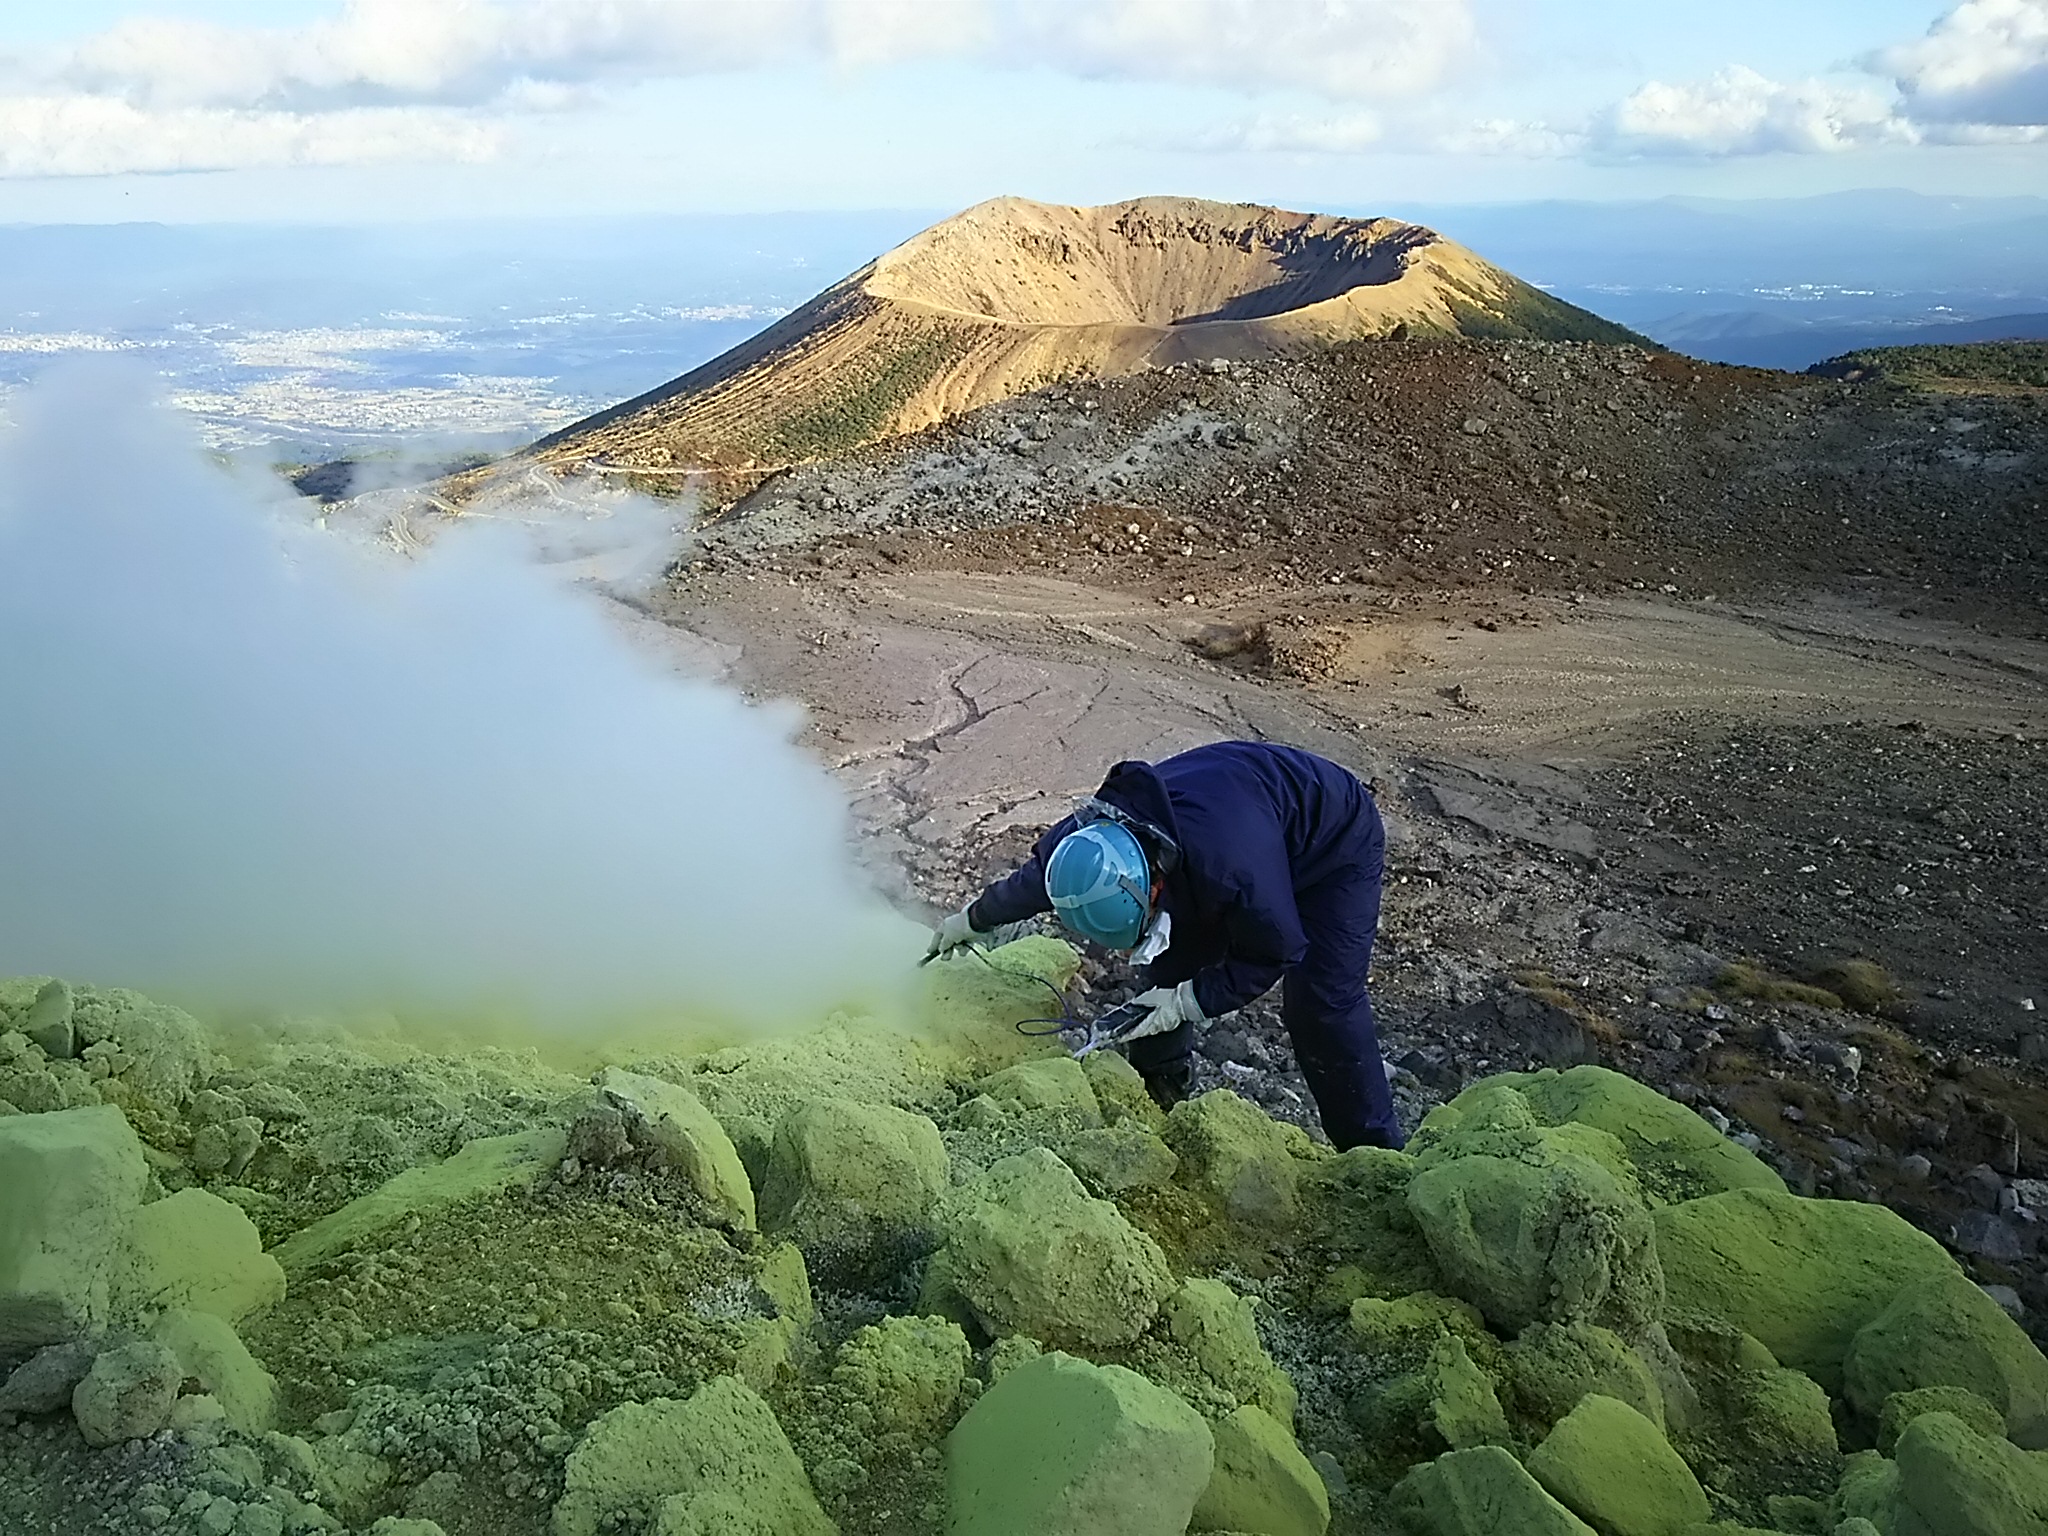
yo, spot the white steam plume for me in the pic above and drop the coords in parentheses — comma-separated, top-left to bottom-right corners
(0, 362, 915, 1025)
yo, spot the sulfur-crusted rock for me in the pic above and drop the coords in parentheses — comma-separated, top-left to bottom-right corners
(1889, 1409, 2048, 1535)
(69, 987, 212, 1106)
(1526, 1394, 1710, 1536)
(1059, 1122, 1179, 1195)
(920, 937, 1086, 1076)
(831, 1314, 974, 1437)
(1487, 1067, 1786, 1206)
(1387, 1445, 1598, 1536)
(1166, 1090, 1317, 1230)
(114, 1188, 285, 1324)
(946, 1350, 1213, 1536)
(1350, 1293, 1496, 1362)
(1082, 1050, 1164, 1130)
(1160, 1278, 1298, 1424)
(1507, 1322, 1666, 1433)
(71, 1339, 184, 1446)
(1736, 1367, 1839, 1459)
(552, 1376, 832, 1536)
(22, 980, 74, 1060)
(370, 1521, 449, 1536)
(273, 1126, 566, 1270)
(923, 1147, 1174, 1350)
(759, 1097, 948, 1281)
(1413, 1336, 1511, 1452)
(1842, 1269, 2048, 1448)
(977, 1057, 1102, 1125)
(1191, 1403, 1330, 1536)
(0, 1340, 96, 1415)
(1879, 1386, 2007, 1455)
(1657, 1190, 1962, 1394)
(597, 1067, 756, 1231)
(149, 1308, 276, 1436)
(0, 1104, 149, 1348)
(1406, 1108, 1663, 1335)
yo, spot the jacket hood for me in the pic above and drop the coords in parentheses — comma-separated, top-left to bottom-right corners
(1095, 760, 1184, 876)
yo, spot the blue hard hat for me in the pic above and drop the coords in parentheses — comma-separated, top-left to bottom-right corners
(1044, 819, 1152, 951)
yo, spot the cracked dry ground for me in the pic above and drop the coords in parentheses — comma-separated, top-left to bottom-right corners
(636, 539, 2048, 1347)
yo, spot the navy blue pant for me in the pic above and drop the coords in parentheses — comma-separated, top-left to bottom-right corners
(1130, 806, 1402, 1150)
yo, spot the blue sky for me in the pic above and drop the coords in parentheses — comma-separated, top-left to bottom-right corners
(0, 0, 2041, 221)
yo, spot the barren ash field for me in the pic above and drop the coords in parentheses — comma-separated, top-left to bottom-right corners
(4, 198, 2047, 1536)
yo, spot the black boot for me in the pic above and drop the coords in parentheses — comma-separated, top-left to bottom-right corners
(1140, 1055, 1195, 1113)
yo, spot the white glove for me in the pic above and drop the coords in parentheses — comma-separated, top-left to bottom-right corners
(1113, 981, 1206, 1041)
(924, 907, 984, 962)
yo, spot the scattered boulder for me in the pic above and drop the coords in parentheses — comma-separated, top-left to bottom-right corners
(114, 1188, 286, 1324)
(22, 980, 75, 1060)
(946, 1351, 1213, 1536)
(1842, 1268, 2048, 1448)
(1159, 1278, 1298, 1424)
(977, 1057, 1102, 1125)
(71, 1338, 184, 1447)
(758, 1098, 948, 1280)
(1506, 1322, 1666, 1433)
(1191, 1403, 1330, 1536)
(68, 987, 211, 1106)
(1734, 1367, 1838, 1459)
(1166, 1090, 1317, 1230)
(1058, 1122, 1179, 1195)
(1082, 1050, 1164, 1130)
(922, 1147, 1174, 1350)
(149, 1309, 276, 1435)
(1879, 1386, 2007, 1454)
(272, 1126, 566, 1270)
(0, 1340, 96, 1415)
(1526, 1394, 1710, 1536)
(1654, 1189, 1956, 1390)
(1369, 1335, 1510, 1454)
(1407, 1091, 1663, 1334)
(830, 1314, 973, 1437)
(552, 1377, 832, 1536)
(1386, 1445, 1597, 1535)
(597, 1067, 757, 1231)
(1889, 1410, 2048, 1535)
(1488, 1067, 1786, 1205)
(0, 1104, 149, 1348)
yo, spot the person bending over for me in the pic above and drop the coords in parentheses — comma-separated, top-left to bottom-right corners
(926, 740, 1401, 1150)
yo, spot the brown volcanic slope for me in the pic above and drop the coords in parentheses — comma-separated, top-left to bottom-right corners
(527, 196, 1643, 480)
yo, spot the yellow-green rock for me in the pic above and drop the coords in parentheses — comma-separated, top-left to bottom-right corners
(1526, 1394, 1710, 1536)
(70, 1339, 183, 1447)
(1878, 1386, 2007, 1455)
(831, 1314, 974, 1437)
(553, 1376, 833, 1536)
(1654, 1190, 1956, 1391)
(149, 1308, 276, 1435)
(272, 1126, 566, 1270)
(759, 1097, 948, 1280)
(1191, 1404, 1330, 1536)
(977, 1057, 1101, 1125)
(0, 1105, 147, 1348)
(924, 1147, 1174, 1350)
(115, 1188, 284, 1323)
(1891, 1410, 2048, 1535)
(1387, 1446, 1598, 1535)
(946, 1350, 1213, 1536)
(597, 1067, 756, 1231)
(1843, 1269, 2048, 1449)
(1161, 1278, 1298, 1424)
(1166, 1090, 1317, 1230)
(1506, 1322, 1666, 1433)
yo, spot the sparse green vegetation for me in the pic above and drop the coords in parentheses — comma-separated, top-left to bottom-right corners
(1816, 340, 2048, 390)
(1715, 962, 1845, 1012)
(1444, 275, 1653, 348)
(759, 331, 974, 462)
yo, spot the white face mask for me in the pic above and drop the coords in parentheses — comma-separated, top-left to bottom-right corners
(1131, 909, 1173, 965)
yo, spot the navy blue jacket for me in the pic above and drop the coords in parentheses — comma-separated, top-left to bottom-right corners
(969, 741, 1376, 1018)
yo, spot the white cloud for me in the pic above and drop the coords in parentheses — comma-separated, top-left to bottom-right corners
(1010, 0, 1475, 101)
(1881, 0, 2048, 127)
(2, 0, 1479, 178)
(0, 94, 499, 177)
(1190, 111, 1385, 155)
(1601, 67, 1912, 157)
